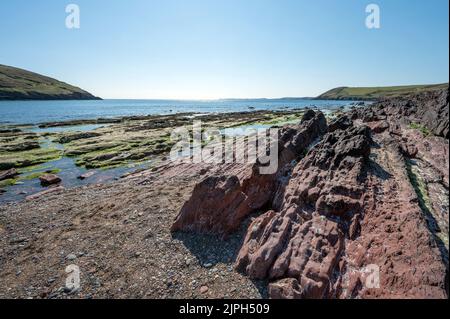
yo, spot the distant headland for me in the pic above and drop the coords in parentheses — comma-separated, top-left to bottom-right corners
(0, 64, 100, 101)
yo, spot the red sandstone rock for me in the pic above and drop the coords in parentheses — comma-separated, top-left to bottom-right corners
(171, 111, 327, 237)
(236, 122, 448, 299)
(368, 120, 389, 134)
(235, 124, 371, 298)
(353, 86, 449, 138)
(269, 278, 303, 299)
(26, 186, 65, 200)
(170, 89, 449, 299)
(39, 174, 61, 186)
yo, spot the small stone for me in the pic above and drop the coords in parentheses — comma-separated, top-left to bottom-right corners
(66, 253, 77, 261)
(203, 263, 213, 268)
(39, 174, 61, 186)
(200, 286, 209, 294)
(78, 171, 96, 180)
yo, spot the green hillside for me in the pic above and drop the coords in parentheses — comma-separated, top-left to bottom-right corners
(317, 83, 448, 101)
(0, 64, 100, 100)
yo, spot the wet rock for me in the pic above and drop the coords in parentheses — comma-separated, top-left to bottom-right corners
(26, 186, 65, 200)
(0, 168, 19, 181)
(3, 141, 40, 152)
(78, 171, 96, 180)
(0, 128, 22, 134)
(57, 132, 102, 144)
(39, 174, 61, 186)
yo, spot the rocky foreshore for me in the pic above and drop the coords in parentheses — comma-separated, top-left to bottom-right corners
(0, 87, 448, 299)
(172, 86, 449, 299)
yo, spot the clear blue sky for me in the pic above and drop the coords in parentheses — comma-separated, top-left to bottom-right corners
(0, 0, 448, 99)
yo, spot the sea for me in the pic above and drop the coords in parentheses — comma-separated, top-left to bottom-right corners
(0, 98, 354, 125)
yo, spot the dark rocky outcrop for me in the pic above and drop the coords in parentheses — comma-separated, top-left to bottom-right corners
(2, 141, 40, 152)
(0, 168, 18, 181)
(56, 132, 103, 144)
(352, 86, 449, 138)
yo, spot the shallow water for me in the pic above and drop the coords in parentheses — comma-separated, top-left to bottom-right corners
(0, 156, 150, 203)
(0, 128, 150, 203)
(0, 98, 354, 125)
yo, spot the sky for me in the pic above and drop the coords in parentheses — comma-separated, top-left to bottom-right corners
(0, 0, 449, 99)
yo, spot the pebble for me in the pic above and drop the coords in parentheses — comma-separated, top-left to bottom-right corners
(66, 253, 77, 261)
(200, 286, 209, 294)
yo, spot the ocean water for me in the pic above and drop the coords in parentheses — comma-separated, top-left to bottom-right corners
(0, 98, 354, 125)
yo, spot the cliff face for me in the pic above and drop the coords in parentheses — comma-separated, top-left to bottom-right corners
(0, 64, 100, 100)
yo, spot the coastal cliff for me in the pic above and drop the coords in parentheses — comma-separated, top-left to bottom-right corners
(0, 64, 100, 100)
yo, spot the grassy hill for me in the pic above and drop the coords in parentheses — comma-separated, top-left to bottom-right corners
(0, 64, 100, 100)
(317, 83, 448, 101)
